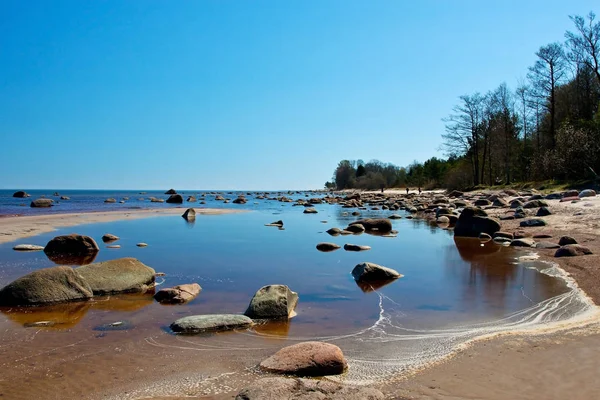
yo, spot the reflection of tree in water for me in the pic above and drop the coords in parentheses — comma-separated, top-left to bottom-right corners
(448, 237, 560, 317)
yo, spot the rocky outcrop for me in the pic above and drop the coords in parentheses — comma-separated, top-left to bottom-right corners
(170, 314, 253, 333)
(259, 342, 347, 376)
(245, 285, 298, 319)
(154, 283, 202, 304)
(166, 194, 183, 204)
(30, 198, 53, 208)
(235, 377, 384, 400)
(0, 266, 93, 306)
(351, 262, 402, 282)
(454, 207, 501, 237)
(76, 257, 155, 295)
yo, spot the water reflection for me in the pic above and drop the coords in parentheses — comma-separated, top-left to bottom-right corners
(0, 293, 155, 329)
(355, 279, 398, 293)
(251, 319, 291, 337)
(45, 251, 98, 266)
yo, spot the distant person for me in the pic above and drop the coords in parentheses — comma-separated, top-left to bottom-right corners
(380, 184, 385, 193)
(418, 187, 422, 194)
(406, 187, 409, 195)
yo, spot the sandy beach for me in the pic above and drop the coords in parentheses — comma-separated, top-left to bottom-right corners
(0, 208, 245, 245)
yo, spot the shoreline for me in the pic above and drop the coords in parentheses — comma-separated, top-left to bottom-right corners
(0, 207, 246, 245)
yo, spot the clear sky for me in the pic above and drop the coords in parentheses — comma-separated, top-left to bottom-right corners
(1, 0, 597, 190)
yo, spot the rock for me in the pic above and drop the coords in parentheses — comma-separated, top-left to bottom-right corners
(265, 220, 284, 227)
(560, 196, 580, 202)
(245, 285, 298, 319)
(0, 266, 93, 306)
(510, 200, 524, 208)
(438, 214, 458, 224)
(170, 314, 253, 333)
(554, 244, 593, 257)
(44, 234, 99, 256)
(102, 233, 119, 243)
(13, 191, 29, 198)
(520, 219, 547, 227)
(136, 243, 148, 247)
(259, 342, 347, 377)
(536, 207, 552, 216)
(106, 245, 120, 249)
(303, 208, 318, 214)
(510, 238, 536, 247)
(478, 233, 492, 241)
(76, 257, 155, 295)
(351, 262, 402, 282)
(150, 197, 164, 203)
(579, 189, 596, 198)
(13, 244, 44, 251)
(104, 198, 117, 203)
(233, 197, 247, 204)
(454, 207, 500, 237)
(535, 241, 560, 249)
(235, 377, 385, 400)
(30, 198, 53, 208)
(349, 218, 393, 232)
(388, 214, 402, 219)
(513, 230, 533, 239)
(339, 230, 353, 235)
(558, 236, 577, 246)
(474, 199, 491, 206)
(351, 211, 361, 216)
(186, 196, 196, 202)
(60, 196, 70, 200)
(492, 198, 509, 207)
(326, 227, 341, 236)
(316, 242, 341, 252)
(345, 224, 365, 233)
(343, 244, 371, 251)
(437, 216, 450, 224)
(524, 200, 548, 208)
(165, 189, 177, 194)
(494, 231, 514, 240)
(182, 208, 196, 221)
(154, 283, 202, 304)
(166, 194, 183, 204)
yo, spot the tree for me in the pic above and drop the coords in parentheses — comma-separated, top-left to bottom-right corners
(333, 160, 356, 189)
(356, 164, 366, 178)
(527, 43, 567, 148)
(566, 11, 600, 86)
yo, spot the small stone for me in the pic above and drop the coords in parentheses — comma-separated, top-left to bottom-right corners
(102, 234, 119, 243)
(13, 244, 44, 251)
(510, 238, 536, 247)
(170, 314, 253, 333)
(343, 244, 371, 251)
(136, 243, 148, 247)
(520, 219, 547, 227)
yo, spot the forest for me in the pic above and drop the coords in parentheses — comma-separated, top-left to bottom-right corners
(326, 11, 600, 191)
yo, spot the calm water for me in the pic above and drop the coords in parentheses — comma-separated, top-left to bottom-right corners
(0, 200, 594, 399)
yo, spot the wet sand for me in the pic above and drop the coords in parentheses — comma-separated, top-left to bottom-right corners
(0, 208, 245, 245)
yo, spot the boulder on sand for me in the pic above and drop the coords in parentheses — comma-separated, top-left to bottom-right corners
(166, 194, 183, 204)
(154, 283, 202, 304)
(76, 257, 155, 295)
(170, 314, 253, 333)
(44, 234, 99, 256)
(182, 208, 196, 221)
(259, 341, 347, 376)
(351, 262, 402, 282)
(349, 219, 393, 233)
(244, 285, 298, 319)
(0, 266, 93, 306)
(30, 198, 53, 208)
(235, 377, 385, 400)
(454, 207, 501, 237)
(554, 244, 593, 257)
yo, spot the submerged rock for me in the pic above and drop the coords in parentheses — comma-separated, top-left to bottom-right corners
(303, 208, 318, 214)
(265, 220, 284, 227)
(154, 283, 202, 304)
(343, 244, 371, 251)
(316, 242, 341, 252)
(259, 342, 347, 377)
(170, 314, 253, 333)
(104, 198, 117, 203)
(76, 257, 155, 295)
(326, 227, 342, 236)
(351, 262, 402, 282)
(350, 218, 393, 232)
(136, 243, 148, 247)
(0, 266, 93, 306)
(245, 285, 298, 319)
(30, 198, 53, 208)
(454, 207, 500, 237)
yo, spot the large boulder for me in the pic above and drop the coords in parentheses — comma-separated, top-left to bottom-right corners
(554, 244, 593, 257)
(244, 285, 298, 319)
(345, 224, 365, 233)
(0, 266, 93, 306)
(182, 208, 196, 221)
(44, 234, 99, 256)
(170, 314, 253, 333)
(454, 207, 501, 237)
(558, 236, 577, 246)
(349, 218, 393, 233)
(259, 342, 347, 377)
(351, 262, 402, 282)
(13, 191, 29, 198)
(76, 257, 155, 295)
(30, 198, 53, 208)
(579, 189, 596, 198)
(233, 197, 247, 204)
(235, 377, 384, 400)
(154, 283, 202, 304)
(166, 194, 183, 204)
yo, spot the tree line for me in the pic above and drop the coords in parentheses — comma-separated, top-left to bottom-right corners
(326, 11, 600, 191)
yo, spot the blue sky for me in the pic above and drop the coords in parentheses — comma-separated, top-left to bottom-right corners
(0, 0, 597, 190)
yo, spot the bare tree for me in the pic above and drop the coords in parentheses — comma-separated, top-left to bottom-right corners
(566, 11, 600, 86)
(527, 43, 566, 148)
